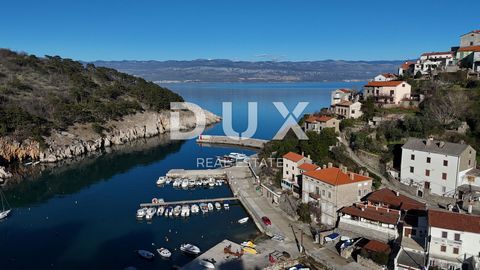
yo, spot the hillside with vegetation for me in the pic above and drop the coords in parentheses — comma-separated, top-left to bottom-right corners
(0, 49, 183, 144)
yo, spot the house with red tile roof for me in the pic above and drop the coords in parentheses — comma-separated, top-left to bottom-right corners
(281, 152, 312, 196)
(338, 202, 401, 241)
(374, 73, 398, 82)
(332, 100, 363, 119)
(398, 61, 415, 76)
(303, 115, 340, 133)
(364, 188, 426, 211)
(363, 81, 411, 105)
(427, 210, 480, 270)
(455, 45, 480, 72)
(302, 164, 372, 226)
(331, 88, 355, 106)
(415, 51, 454, 75)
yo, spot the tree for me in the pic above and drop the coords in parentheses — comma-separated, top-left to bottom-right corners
(297, 203, 311, 223)
(425, 90, 469, 126)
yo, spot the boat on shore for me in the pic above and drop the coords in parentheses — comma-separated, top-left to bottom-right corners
(238, 217, 249, 224)
(136, 249, 155, 260)
(156, 247, 171, 259)
(180, 243, 201, 255)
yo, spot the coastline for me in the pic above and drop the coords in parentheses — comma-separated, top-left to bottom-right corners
(0, 107, 220, 185)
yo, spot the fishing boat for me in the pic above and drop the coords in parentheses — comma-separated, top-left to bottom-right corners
(136, 208, 147, 219)
(181, 179, 189, 189)
(180, 243, 201, 255)
(157, 206, 165, 216)
(208, 178, 215, 187)
(223, 203, 229, 210)
(136, 249, 155, 260)
(156, 176, 167, 185)
(156, 247, 171, 259)
(229, 152, 249, 162)
(242, 246, 257, 254)
(0, 188, 11, 220)
(200, 203, 208, 214)
(146, 207, 156, 220)
(173, 205, 181, 217)
(215, 202, 221, 210)
(191, 204, 200, 214)
(238, 217, 249, 224)
(207, 203, 214, 211)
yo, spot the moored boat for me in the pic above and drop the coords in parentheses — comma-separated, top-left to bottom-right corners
(146, 207, 156, 220)
(136, 249, 155, 260)
(173, 205, 181, 217)
(215, 202, 221, 210)
(180, 243, 201, 255)
(191, 204, 200, 213)
(157, 206, 165, 216)
(156, 247, 171, 259)
(199, 259, 215, 269)
(156, 176, 167, 185)
(0, 189, 11, 220)
(181, 179, 189, 189)
(207, 203, 214, 211)
(208, 178, 215, 187)
(188, 179, 196, 188)
(238, 217, 249, 224)
(223, 203, 229, 210)
(200, 203, 208, 214)
(136, 208, 147, 219)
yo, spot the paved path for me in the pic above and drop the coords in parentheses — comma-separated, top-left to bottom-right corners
(226, 165, 369, 270)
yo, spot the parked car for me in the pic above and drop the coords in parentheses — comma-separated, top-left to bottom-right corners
(261, 216, 271, 226)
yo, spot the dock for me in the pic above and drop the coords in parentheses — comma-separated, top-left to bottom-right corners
(196, 135, 268, 149)
(166, 168, 226, 179)
(140, 197, 238, 207)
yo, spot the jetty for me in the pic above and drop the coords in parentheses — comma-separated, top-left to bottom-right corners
(166, 168, 226, 179)
(140, 197, 238, 207)
(196, 135, 268, 149)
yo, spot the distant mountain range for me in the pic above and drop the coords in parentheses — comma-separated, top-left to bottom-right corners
(91, 59, 404, 83)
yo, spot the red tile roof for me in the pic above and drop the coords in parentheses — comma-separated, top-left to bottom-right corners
(365, 81, 405, 87)
(303, 167, 371, 186)
(335, 100, 353, 106)
(365, 188, 426, 211)
(341, 204, 400, 225)
(363, 240, 391, 254)
(428, 209, 480, 234)
(305, 115, 334, 123)
(421, 51, 453, 57)
(282, 152, 305, 162)
(381, 73, 398, 78)
(458, 46, 480, 52)
(298, 163, 319, 172)
(400, 61, 415, 70)
(339, 88, 353, 93)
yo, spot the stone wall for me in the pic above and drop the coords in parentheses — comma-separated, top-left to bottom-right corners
(356, 149, 382, 172)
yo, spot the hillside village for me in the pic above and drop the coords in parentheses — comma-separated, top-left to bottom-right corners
(259, 30, 480, 270)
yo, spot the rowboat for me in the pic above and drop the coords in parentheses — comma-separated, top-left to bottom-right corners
(238, 217, 249, 224)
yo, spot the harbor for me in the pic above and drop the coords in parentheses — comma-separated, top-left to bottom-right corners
(196, 135, 268, 149)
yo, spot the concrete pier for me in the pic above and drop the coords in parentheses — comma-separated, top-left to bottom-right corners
(196, 135, 268, 149)
(140, 197, 238, 207)
(166, 168, 226, 179)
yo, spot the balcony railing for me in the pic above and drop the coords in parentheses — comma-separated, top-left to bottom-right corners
(309, 192, 321, 200)
(431, 236, 462, 246)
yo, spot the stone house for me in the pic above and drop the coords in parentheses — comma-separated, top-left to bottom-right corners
(332, 100, 363, 119)
(460, 30, 480, 47)
(331, 88, 355, 106)
(303, 115, 340, 133)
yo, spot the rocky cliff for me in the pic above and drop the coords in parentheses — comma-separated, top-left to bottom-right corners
(0, 108, 220, 167)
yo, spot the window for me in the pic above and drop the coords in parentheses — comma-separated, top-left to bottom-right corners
(425, 170, 430, 176)
(292, 165, 295, 170)
(315, 187, 320, 195)
(469, 160, 471, 166)
(410, 166, 414, 173)
(442, 186, 446, 193)
(402, 84, 405, 87)
(443, 160, 448, 166)
(440, 245, 446, 252)
(322, 190, 325, 196)
(328, 192, 331, 198)
(358, 190, 362, 196)
(390, 90, 394, 96)
(442, 231, 448, 238)
(442, 173, 447, 180)
(453, 247, 459, 254)
(454, 233, 460, 241)
(427, 157, 431, 163)
(286, 171, 289, 175)
(411, 154, 415, 160)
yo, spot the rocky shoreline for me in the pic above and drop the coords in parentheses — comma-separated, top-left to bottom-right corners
(0, 108, 221, 184)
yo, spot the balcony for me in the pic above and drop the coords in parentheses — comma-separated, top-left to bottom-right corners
(309, 192, 321, 200)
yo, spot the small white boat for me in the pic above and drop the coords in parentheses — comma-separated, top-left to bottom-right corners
(0, 189, 11, 220)
(157, 206, 165, 216)
(200, 203, 208, 214)
(199, 259, 215, 269)
(180, 243, 201, 255)
(195, 179, 202, 186)
(223, 203, 229, 210)
(136, 249, 155, 260)
(188, 179, 196, 188)
(208, 178, 215, 187)
(202, 178, 209, 186)
(173, 205, 181, 217)
(229, 152, 249, 161)
(167, 206, 173, 217)
(216, 180, 222, 186)
(207, 203, 214, 211)
(191, 204, 200, 214)
(156, 176, 167, 185)
(238, 217, 249, 224)
(181, 205, 190, 217)
(215, 202, 221, 210)
(146, 207, 156, 220)
(157, 247, 171, 259)
(173, 179, 180, 187)
(136, 208, 147, 219)
(181, 179, 189, 189)
(165, 178, 172, 185)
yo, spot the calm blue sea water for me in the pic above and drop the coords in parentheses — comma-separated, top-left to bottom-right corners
(0, 82, 364, 270)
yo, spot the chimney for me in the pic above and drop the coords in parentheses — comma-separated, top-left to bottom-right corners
(364, 171, 369, 177)
(426, 136, 434, 146)
(341, 165, 347, 174)
(349, 172, 354, 180)
(322, 164, 327, 169)
(301, 151, 304, 157)
(328, 162, 333, 168)
(396, 191, 400, 197)
(359, 169, 364, 176)
(307, 154, 311, 160)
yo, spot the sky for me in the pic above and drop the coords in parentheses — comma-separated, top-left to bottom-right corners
(1, 0, 479, 62)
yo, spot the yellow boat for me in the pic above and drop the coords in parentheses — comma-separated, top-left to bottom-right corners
(241, 241, 256, 248)
(242, 246, 257, 254)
